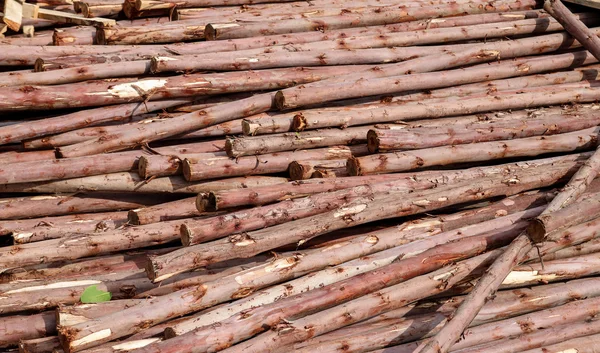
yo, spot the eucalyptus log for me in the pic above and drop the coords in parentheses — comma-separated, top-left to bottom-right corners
(81, 3, 122, 18)
(0, 99, 188, 145)
(148, 166, 571, 281)
(98, 21, 201, 44)
(19, 336, 62, 353)
(0, 211, 126, 236)
(53, 26, 96, 45)
(204, 0, 537, 39)
(540, 237, 600, 261)
(350, 127, 599, 175)
(0, 194, 166, 220)
(138, 152, 227, 179)
(183, 146, 354, 181)
(0, 312, 55, 347)
(226, 126, 370, 157)
(289, 159, 347, 180)
(367, 112, 600, 152)
(519, 333, 600, 353)
(0, 173, 288, 194)
(128, 197, 200, 225)
(0, 150, 56, 164)
(122, 0, 175, 19)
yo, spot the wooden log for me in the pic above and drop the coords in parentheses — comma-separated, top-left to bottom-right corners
(528, 191, 600, 242)
(0, 150, 56, 164)
(312, 168, 347, 178)
(37, 8, 116, 26)
(122, 0, 176, 19)
(98, 21, 202, 44)
(183, 145, 353, 181)
(226, 126, 370, 157)
(292, 85, 600, 131)
(137, 152, 227, 179)
(0, 173, 288, 194)
(200, 152, 592, 210)
(19, 336, 61, 353)
(540, 237, 600, 261)
(0, 99, 189, 145)
(350, 127, 599, 175)
(80, 3, 122, 18)
(546, 0, 600, 60)
(288, 159, 347, 180)
(148, 166, 572, 281)
(53, 26, 97, 45)
(0, 193, 168, 220)
(0, 211, 127, 236)
(204, 0, 537, 40)
(275, 47, 598, 111)
(0, 312, 55, 348)
(519, 333, 600, 353)
(128, 197, 200, 225)
(367, 112, 600, 152)
(57, 300, 146, 327)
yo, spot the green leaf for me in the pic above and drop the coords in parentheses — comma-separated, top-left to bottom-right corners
(80, 285, 112, 303)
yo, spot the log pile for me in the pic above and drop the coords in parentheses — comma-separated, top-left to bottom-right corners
(2, 0, 600, 353)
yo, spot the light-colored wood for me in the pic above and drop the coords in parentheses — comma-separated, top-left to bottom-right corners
(37, 8, 116, 26)
(2, 0, 23, 31)
(0, 23, 7, 37)
(22, 24, 34, 36)
(564, 0, 600, 9)
(22, 3, 39, 18)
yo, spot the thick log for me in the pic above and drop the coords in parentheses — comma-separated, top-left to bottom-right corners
(0, 173, 288, 194)
(57, 300, 146, 327)
(289, 159, 347, 180)
(122, 0, 176, 19)
(98, 21, 202, 44)
(226, 126, 370, 157)
(204, 0, 537, 40)
(200, 152, 592, 210)
(276, 47, 598, 111)
(0, 99, 189, 145)
(0, 150, 56, 164)
(128, 197, 200, 225)
(293, 85, 600, 131)
(2, 65, 364, 113)
(528, 191, 600, 242)
(138, 152, 227, 179)
(350, 127, 599, 175)
(0, 312, 55, 348)
(519, 333, 600, 353)
(0, 193, 168, 220)
(0, 211, 127, 236)
(80, 3, 122, 18)
(367, 112, 600, 152)
(148, 166, 572, 281)
(546, 0, 600, 61)
(19, 336, 62, 353)
(540, 237, 600, 261)
(183, 145, 354, 181)
(53, 26, 96, 45)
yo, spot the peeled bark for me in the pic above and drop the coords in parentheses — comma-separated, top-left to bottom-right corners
(204, 0, 537, 39)
(183, 145, 354, 181)
(200, 152, 592, 210)
(57, 300, 147, 327)
(0, 173, 288, 194)
(0, 312, 56, 347)
(289, 159, 347, 180)
(138, 152, 227, 179)
(0, 193, 168, 220)
(148, 167, 571, 281)
(0, 211, 127, 236)
(367, 113, 600, 152)
(97, 21, 202, 45)
(0, 99, 188, 145)
(128, 197, 201, 225)
(349, 127, 599, 175)
(519, 333, 600, 353)
(226, 126, 370, 157)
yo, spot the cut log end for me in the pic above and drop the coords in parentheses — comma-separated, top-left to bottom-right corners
(138, 156, 150, 179)
(292, 114, 307, 132)
(149, 56, 161, 74)
(527, 218, 547, 243)
(241, 120, 256, 136)
(181, 159, 193, 181)
(180, 224, 193, 247)
(95, 28, 107, 45)
(346, 157, 361, 176)
(224, 138, 237, 158)
(34, 58, 47, 72)
(128, 209, 142, 225)
(274, 91, 287, 111)
(195, 192, 217, 212)
(204, 23, 217, 41)
(289, 161, 310, 180)
(367, 129, 380, 153)
(163, 327, 177, 339)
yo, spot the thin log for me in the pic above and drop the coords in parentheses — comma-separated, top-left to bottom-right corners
(122, 0, 176, 19)
(0, 193, 169, 220)
(367, 112, 600, 152)
(289, 159, 347, 180)
(226, 126, 370, 157)
(81, 3, 122, 18)
(0, 211, 127, 236)
(53, 26, 97, 45)
(545, 0, 600, 60)
(183, 145, 354, 181)
(56, 300, 146, 327)
(138, 152, 227, 179)
(204, 0, 537, 39)
(0, 173, 288, 194)
(540, 237, 600, 261)
(98, 21, 203, 44)
(519, 333, 600, 353)
(349, 127, 599, 175)
(0, 150, 56, 164)
(148, 166, 572, 281)
(128, 197, 200, 225)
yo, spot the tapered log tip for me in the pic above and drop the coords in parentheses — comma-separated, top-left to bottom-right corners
(204, 24, 217, 41)
(346, 157, 361, 176)
(526, 218, 547, 243)
(196, 192, 217, 212)
(180, 224, 193, 247)
(366, 130, 380, 153)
